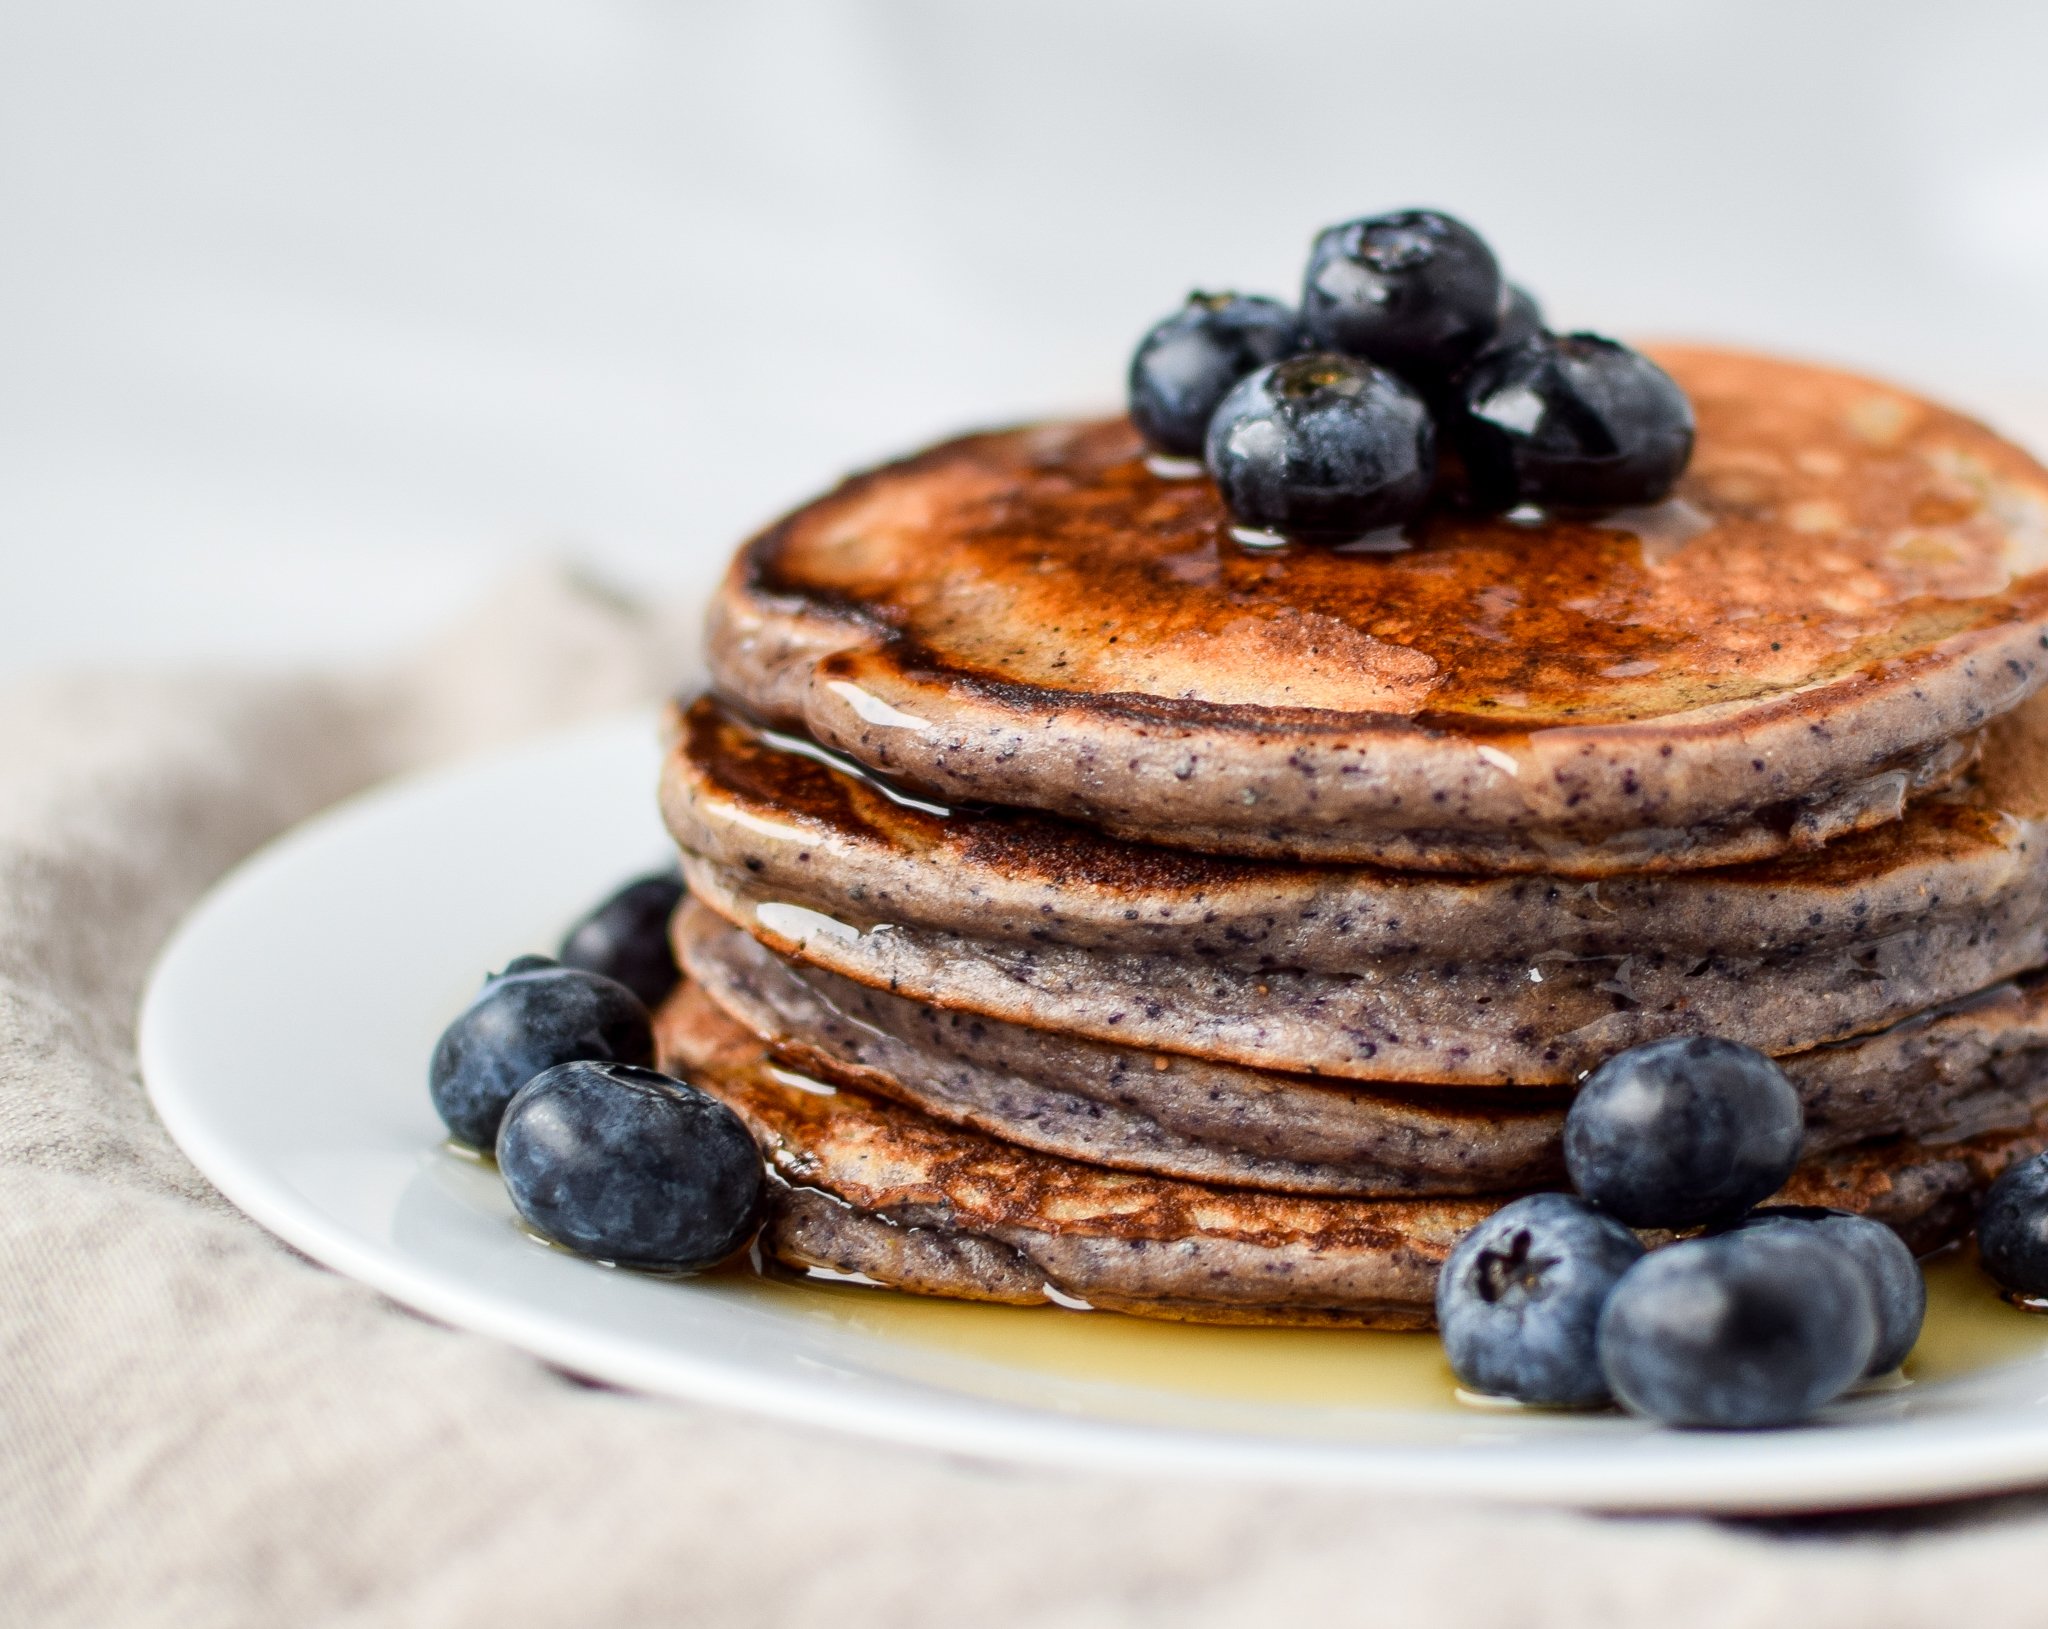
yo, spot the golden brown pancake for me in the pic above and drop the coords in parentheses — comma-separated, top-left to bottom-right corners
(708, 348, 2048, 874)
(666, 691, 2048, 1084)
(685, 848, 2048, 1086)
(679, 901, 2048, 1198)
(657, 981, 2048, 1328)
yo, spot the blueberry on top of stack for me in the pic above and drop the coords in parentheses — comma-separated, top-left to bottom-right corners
(1128, 209, 1694, 538)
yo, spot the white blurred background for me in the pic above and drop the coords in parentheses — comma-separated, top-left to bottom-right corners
(5, 0, 2048, 675)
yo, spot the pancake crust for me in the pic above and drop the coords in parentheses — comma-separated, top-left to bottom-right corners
(681, 902, 2048, 1197)
(656, 982, 2048, 1327)
(709, 348, 2048, 873)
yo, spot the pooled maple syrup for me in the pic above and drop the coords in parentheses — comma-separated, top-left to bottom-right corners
(693, 1235, 2048, 1413)
(705, 1265, 1460, 1408)
(444, 1142, 2048, 1413)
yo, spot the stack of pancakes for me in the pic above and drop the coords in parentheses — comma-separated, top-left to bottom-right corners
(654, 346, 2048, 1328)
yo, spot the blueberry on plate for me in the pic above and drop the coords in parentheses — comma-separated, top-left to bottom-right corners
(497, 1060, 765, 1271)
(1300, 210, 1502, 382)
(1977, 1151, 2048, 1299)
(429, 960, 654, 1149)
(1563, 1035, 1803, 1230)
(1451, 332, 1695, 512)
(559, 870, 687, 1009)
(1435, 1192, 1645, 1407)
(1722, 1206, 1925, 1375)
(1597, 1230, 1876, 1428)
(1204, 353, 1435, 538)
(1128, 293, 1301, 458)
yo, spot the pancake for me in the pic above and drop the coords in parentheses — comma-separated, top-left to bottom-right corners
(669, 691, 2048, 974)
(656, 980, 2048, 1327)
(666, 691, 2048, 1082)
(708, 348, 2048, 875)
(685, 849, 2048, 1086)
(681, 902, 2048, 1197)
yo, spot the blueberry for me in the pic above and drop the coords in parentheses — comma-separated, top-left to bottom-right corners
(1597, 1230, 1876, 1428)
(1563, 1036, 1802, 1229)
(1435, 1193, 1645, 1406)
(559, 871, 687, 1009)
(1977, 1150, 2048, 1299)
(497, 1060, 765, 1270)
(1451, 332, 1694, 512)
(1300, 210, 1502, 382)
(1204, 353, 1435, 538)
(429, 961, 653, 1148)
(1722, 1206, 1925, 1375)
(1492, 283, 1545, 351)
(1128, 293, 1301, 457)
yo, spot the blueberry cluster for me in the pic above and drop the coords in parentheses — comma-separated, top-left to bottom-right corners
(427, 869, 765, 1272)
(1127, 209, 1695, 540)
(1437, 1036, 1925, 1428)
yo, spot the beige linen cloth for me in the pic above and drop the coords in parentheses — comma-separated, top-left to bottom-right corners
(11, 569, 2048, 1629)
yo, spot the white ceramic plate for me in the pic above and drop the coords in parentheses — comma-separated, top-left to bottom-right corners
(140, 712, 2048, 1512)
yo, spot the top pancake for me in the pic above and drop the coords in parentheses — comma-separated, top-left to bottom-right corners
(709, 347, 2048, 874)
